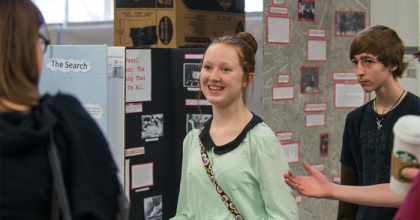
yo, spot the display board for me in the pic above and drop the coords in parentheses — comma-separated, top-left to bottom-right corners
(39, 45, 127, 186)
(38, 46, 215, 219)
(262, 0, 369, 219)
(169, 48, 212, 213)
(124, 48, 173, 220)
(39, 45, 108, 135)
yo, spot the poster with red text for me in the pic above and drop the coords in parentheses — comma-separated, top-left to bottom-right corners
(126, 49, 152, 102)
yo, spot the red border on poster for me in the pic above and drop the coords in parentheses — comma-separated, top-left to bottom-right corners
(131, 162, 154, 190)
(276, 131, 293, 142)
(304, 102, 327, 112)
(272, 0, 286, 5)
(282, 141, 300, 164)
(266, 16, 291, 44)
(334, 10, 366, 37)
(307, 39, 327, 62)
(125, 159, 131, 203)
(277, 74, 290, 84)
(308, 28, 326, 38)
(296, 195, 302, 204)
(334, 82, 366, 109)
(307, 162, 325, 174)
(272, 85, 295, 101)
(332, 71, 357, 81)
(268, 6, 288, 15)
(332, 175, 341, 184)
(305, 113, 325, 127)
(297, 0, 315, 23)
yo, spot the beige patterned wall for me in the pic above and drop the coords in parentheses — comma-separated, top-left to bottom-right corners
(262, 0, 369, 219)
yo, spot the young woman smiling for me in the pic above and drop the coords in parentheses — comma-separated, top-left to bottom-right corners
(171, 33, 299, 220)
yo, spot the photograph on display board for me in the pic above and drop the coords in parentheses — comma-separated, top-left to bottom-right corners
(298, 0, 315, 22)
(144, 195, 163, 220)
(300, 66, 319, 94)
(109, 63, 124, 78)
(332, 176, 341, 185)
(186, 113, 212, 133)
(334, 11, 366, 37)
(183, 63, 202, 88)
(319, 133, 329, 157)
(141, 114, 164, 139)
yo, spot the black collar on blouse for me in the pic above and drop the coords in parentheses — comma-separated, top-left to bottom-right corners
(199, 113, 263, 155)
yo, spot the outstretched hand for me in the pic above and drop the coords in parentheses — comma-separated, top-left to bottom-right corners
(284, 162, 334, 199)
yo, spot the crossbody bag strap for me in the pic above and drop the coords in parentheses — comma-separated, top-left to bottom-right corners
(198, 131, 245, 220)
(47, 131, 73, 220)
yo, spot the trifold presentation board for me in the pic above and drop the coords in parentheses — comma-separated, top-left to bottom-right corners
(169, 48, 212, 214)
(123, 48, 173, 220)
(39, 45, 212, 220)
(38, 45, 126, 184)
(123, 48, 211, 220)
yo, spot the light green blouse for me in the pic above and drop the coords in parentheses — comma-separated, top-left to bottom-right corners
(171, 122, 299, 220)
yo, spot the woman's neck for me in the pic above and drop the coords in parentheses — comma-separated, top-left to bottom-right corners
(213, 109, 251, 127)
(0, 98, 31, 113)
(209, 104, 253, 146)
(211, 101, 251, 127)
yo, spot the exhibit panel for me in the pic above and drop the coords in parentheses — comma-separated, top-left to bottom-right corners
(262, 0, 370, 219)
(169, 48, 212, 213)
(124, 48, 173, 220)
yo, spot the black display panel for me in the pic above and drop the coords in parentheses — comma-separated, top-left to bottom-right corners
(125, 48, 173, 220)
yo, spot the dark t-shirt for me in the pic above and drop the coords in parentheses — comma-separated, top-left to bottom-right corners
(340, 92, 420, 219)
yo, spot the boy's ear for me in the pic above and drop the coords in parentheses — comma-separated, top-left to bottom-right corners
(390, 65, 398, 72)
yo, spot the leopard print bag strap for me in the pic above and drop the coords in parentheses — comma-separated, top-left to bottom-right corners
(198, 130, 245, 220)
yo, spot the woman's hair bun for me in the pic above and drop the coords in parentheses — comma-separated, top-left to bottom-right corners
(237, 32, 258, 55)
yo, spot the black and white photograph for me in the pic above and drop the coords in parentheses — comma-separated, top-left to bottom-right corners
(319, 133, 329, 157)
(111, 66, 124, 78)
(300, 67, 319, 94)
(298, 0, 315, 22)
(141, 114, 164, 139)
(144, 195, 163, 220)
(186, 114, 212, 133)
(183, 63, 202, 88)
(335, 11, 366, 37)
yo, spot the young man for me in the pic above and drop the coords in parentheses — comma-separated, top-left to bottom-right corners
(284, 25, 420, 220)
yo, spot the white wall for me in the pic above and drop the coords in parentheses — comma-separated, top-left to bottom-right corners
(370, 0, 420, 97)
(370, 0, 419, 48)
(46, 23, 113, 46)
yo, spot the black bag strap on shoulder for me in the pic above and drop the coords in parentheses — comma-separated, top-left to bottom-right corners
(48, 130, 129, 220)
(47, 131, 73, 220)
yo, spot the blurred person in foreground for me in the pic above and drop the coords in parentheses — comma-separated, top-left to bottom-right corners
(0, 0, 124, 219)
